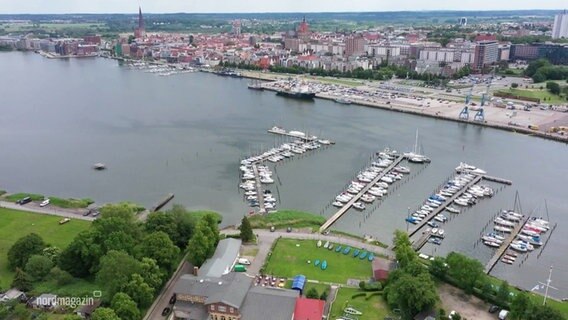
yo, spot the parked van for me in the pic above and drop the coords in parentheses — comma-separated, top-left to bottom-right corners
(528, 124, 540, 131)
(40, 199, 50, 207)
(17, 197, 32, 205)
(238, 258, 251, 265)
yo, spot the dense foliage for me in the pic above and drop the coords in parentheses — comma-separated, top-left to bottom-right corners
(524, 59, 568, 83)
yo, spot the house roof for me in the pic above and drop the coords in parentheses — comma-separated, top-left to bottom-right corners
(173, 273, 252, 309)
(0, 289, 24, 302)
(372, 257, 395, 281)
(293, 297, 325, 320)
(241, 286, 299, 320)
(76, 300, 101, 314)
(174, 301, 209, 320)
(198, 238, 241, 278)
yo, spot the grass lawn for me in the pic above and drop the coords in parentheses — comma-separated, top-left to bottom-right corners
(329, 287, 390, 320)
(264, 239, 373, 284)
(32, 278, 100, 297)
(497, 88, 567, 104)
(249, 209, 325, 230)
(3, 192, 93, 208)
(309, 76, 363, 87)
(284, 279, 330, 297)
(0, 207, 91, 290)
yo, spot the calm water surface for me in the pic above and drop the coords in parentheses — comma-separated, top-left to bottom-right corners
(0, 52, 566, 299)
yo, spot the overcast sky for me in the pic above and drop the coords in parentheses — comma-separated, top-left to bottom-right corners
(0, 0, 565, 14)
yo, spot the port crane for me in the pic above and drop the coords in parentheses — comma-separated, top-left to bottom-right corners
(459, 85, 474, 120)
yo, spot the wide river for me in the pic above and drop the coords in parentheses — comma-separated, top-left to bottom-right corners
(1, 52, 567, 299)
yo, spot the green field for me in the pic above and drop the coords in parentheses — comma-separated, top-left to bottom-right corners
(3, 193, 93, 209)
(497, 88, 567, 104)
(0, 207, 91, 289)
(329, 287, 390, 320)
(264, 239, 373, 284)
(249, 209, 326, 230)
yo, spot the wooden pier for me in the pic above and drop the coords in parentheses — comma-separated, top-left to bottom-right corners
(267, 128, 319, 142)
(412, 230, 439, 251)
(481, 175, 513, 185)
(408, 175, 482, 238)
(252, 164, 266, 214)
(484, 216, 530, 274)
(319, 154, 405, 232)
(151, 193, 174, 212)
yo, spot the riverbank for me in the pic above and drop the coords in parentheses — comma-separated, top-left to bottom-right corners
(240, 69, 568, 143)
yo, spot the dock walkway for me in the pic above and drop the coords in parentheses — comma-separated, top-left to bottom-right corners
(150, 193, 175, 212)
(252, 164, 266, 213)
(408, 175, 482, 238)
(484, 216, 530, 274)
(267, 129, 317, 142)
(412, 230, 436, 251)
(319, 154, 405, 232)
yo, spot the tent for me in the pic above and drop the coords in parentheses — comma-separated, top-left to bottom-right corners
(291, 275, 306, 294)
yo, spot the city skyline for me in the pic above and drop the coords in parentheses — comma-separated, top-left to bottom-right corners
(0, 0, 566, 14)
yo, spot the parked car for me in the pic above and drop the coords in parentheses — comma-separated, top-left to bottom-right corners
(162, 307, 171, 316)
(499, 310, 509, 320)
(16, 197, 32, 205)
(238, 258, 251, 265)
(489, 305, 500, 313)
(39, 199, 50, 207)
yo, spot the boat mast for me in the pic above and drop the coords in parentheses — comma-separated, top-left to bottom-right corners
(543, 265, 553, 305)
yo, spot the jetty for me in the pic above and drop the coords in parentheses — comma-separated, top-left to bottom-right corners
(484, 215, 530, 274)
(481, 175, 513, 185)
(319, 154, 406, 232)
(251, 164, 266, 213)
(267, 127, 319, 142)
(408, 175, 483, 238)
(151, 193, 175, 212)
(412, 229, 445, 250)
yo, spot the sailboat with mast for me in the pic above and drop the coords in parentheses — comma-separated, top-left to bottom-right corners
(405, 130, 431, 163)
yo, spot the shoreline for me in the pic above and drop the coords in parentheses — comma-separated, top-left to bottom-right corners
(238, 70, 568, 144)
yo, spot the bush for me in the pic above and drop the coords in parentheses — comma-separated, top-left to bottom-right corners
(50, 267, 75, 286)
(351, 292, 366, 299)
(365, 291, 382, 300)
(306, 287, 319, 299)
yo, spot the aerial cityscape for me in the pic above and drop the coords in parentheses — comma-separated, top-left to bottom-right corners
(0, 1, 567, 320)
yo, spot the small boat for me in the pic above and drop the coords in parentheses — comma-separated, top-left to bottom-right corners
(368, 253, 374, 261)
(93, 163, 106, 170)
(317, 240, 322, 248)
(332, 201, 344, 208)
(344, 307, 363, 316)
(335, 245, 342, 252)
(323, 241, 330, 249)
(314, 259, 320, 267)
(428, 238, 442, 245)
(328, 244, 334, 250)
(484, 241, 501, 248)
(445, 206, 460, 214)
(359, 251, 368, 259)
(343, 247, 351, 255)
(501, 258, 514, 265)
(353, 249, 360, 258)
(321, 260, 328, 270)
(509, 243, 528, 253)
(427, 221, 439, 228)
(353, 202, 365, 210)
(335, 97, 352, 105)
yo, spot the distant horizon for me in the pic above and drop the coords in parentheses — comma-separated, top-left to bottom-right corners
(0, 0, 565, 15)
(0, 8, 565, 16)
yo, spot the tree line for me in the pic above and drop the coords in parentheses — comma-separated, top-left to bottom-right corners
(3, 203, 222, 320)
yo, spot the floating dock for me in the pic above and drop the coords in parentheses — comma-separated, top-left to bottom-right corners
(319, 154, 406, 232)
(408, 175, 483, 238)
(481, 175, 513, 185)
(267, 127, 319, 142)
(484, 215, 530, 274)
(251, 164, 266, 214)
(412, 230, 445, 251)
(151, 193, 174, 212)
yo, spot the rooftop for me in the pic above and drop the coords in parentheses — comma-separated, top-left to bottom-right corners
(293, 297, 325, 320)
(241, 286, 299, 320)
(198, 238, 241, 278)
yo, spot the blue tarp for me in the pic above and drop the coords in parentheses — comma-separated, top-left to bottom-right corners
(291, 274, 306, 292)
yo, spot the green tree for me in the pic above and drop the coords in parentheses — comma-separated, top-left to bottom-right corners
(239, 216, 254, 242)
(320, 289, 328, 301)
(145, 211, 179, 243)
(446, 252, 484, 293)
(140, 257, 166, 291)
(546, 81, 561, 95)
(63, 315, 84, 320)
(386, 272, 438, 320)
(496, 280, 511, 306)
(526, 304, 564, 320)
(306, 287, 319, 299)
(96, 251, 142, 301)
(11, 267, 33, 291)
(509, 291, 531, 320)
(429, 257, 448, 279)
(123, 274, 154, 308)
(58, 230, 100, 277)
(203, 213, 221, 253)
(91, 307, 121, 320)
(136, 231, 180, 271)
(25, 254, 53, 281)
(187, 224, 210, 266)
(42, 246, 61, 264)
(111, 292, 140, 320)
(7, 233, 46, 270)
(49, 266, 74, 286)
(13, 304, 31, 320)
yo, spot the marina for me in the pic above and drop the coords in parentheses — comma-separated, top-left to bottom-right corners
(2, 54, 568, 299)
(484, 215, 530, 274)
(319, 150, 423, 232)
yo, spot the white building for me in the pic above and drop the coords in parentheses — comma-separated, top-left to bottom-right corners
(552, 11, 568, 39)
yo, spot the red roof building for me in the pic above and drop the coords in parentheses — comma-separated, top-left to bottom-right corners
(372, 257, 396, 282)
(293, 297, 324, 320)
(475, 33, 497, 42)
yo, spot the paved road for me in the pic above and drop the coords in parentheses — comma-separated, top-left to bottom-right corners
(143, 258, 192, 320)
(0, 200, 96, 221)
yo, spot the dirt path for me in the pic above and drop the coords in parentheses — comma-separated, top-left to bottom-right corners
(438, 283, 495, 320)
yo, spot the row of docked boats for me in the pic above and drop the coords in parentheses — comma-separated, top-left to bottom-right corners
(239, 164, 278, 211)
(332, 153, 410, 211)
(240, 140, 323, 167)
